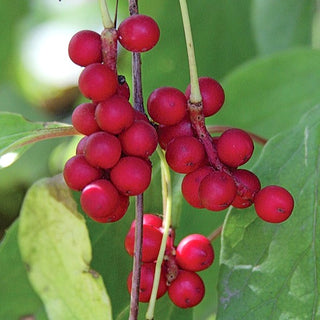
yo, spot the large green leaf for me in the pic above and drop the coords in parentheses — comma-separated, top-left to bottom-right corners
(0, 220, 47, 320)
(251, 0, 314, 55)
(217, 105, 320, 319)
(212, 48, 320, 138)
(18, 175, 112, 320)
(0, 112, 74, 168)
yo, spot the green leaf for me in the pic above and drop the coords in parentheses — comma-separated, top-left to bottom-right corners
(18, 175, 112, 320)
(251, 0, 314, 55)
(0, 220, 48, 320)
(0, 112, 75, 168)
(212, 48, 320, 138)
(217, 105, 320, 319)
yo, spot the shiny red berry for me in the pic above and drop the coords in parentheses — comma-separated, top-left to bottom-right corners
(68, 30, 102, 66)
(254, 185, 294, 223)
(118, 14, 160, 52)
(176, 234, 214, 272)
(168, 270, 205, 308)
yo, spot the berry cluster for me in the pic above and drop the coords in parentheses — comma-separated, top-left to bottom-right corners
(63, 14, 160, 223)
(125, 214, 214, 308)
(148, 77, 294, 223)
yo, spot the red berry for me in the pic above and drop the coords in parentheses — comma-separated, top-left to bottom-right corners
(157, 116, 194, 150)
(134, 109, 149, 122)
(181, 166, 213, 208)
(95, 194, 130, 223)
(63, 155, 102, 191)
(119, 120, 158, 158)
(78, 63, 118, 101)
(72, 102, 100, 135)
(127, 263, 167, 302)
(125, 224, 163, 262)
(76, 136, 89, 155)
(130, 214, 163, 229)
(254, 185, 294, 223)
(232, 169, 261, 208)
(185, 77, 225, 117)
(118, 14, 160, 52)
(84, 132, 122, 169)
(68, 30, 102, 67)
(217, 128, 254, 167)
(168, 270, 205, 308)
(80, 179, 120, 222)
(95, 95, 134, 134)
(110, 156, 152, 196)
(175, 234, 214, 272)
(165, 136, 206, 174)
(147, 87, 187, 126)
(116, 75, 130, 100)
(199, 171, 236, 211)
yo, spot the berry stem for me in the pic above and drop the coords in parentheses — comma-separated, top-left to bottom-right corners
(100, 28, 118, 72)
(207, 225, 223, 242)
(146, 147, 172, 320)
(207, 125, 268, 146)
(178, 0, 227, 172)
(98, 0, 114, 28)
(178, 0, 201, 103)
(128, 1, 144, 319)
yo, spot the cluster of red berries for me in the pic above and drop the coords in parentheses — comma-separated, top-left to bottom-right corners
(147, 77, 294, 223)
(63, 14, 161, 223)
(125, 214, 214, 308)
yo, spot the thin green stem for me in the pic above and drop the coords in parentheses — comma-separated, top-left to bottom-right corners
(99, 0, 114, 28)
(145, 147, 172, 320)
(179, 0, 201, 103)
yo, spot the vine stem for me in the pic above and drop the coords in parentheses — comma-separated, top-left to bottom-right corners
(99, 0, 114, 28)
(179, 0, 201, 103)
(145, 147, 172, 320)
(207, 225, 223, 242)
(127, 1, 144, 320)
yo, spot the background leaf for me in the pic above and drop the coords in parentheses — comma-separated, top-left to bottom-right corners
(251, 0, 315, 55)
(0, 112, 75, 168)
(18, 175, 112, 320)
(0, 220, 47, 320)
(217, 105, 320, 319)
(213, 48, 320, 138)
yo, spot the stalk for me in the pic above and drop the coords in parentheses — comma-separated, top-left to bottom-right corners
(127, 2, 144, 320)
(99, 0, 114, 28)
(145, 147, 172, 320)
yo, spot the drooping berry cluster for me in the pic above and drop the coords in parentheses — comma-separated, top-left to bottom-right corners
(63, 14, 161, 223)
(125, 214, 214, 308)
(149, 77, 294, 223)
